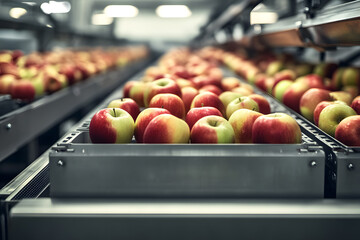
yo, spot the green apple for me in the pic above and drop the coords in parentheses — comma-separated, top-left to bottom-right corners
(318, 103, 357, 137)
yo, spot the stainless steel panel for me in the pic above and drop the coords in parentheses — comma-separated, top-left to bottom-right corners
(50, 142, 325, 198)
(9, 198, 360, 240)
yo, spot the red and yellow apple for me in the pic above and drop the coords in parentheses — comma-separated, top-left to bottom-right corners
(89, 108, 134, 143)
(143, 114, 190, 143)
(226, 96, 259, 119)
(228, 109, 263, 143)
(190, 115, 235, 143)
(148, 93, 186, 119)
(107, 98, 140, 121)
(252, 113, 302, 144)
(185, 106, 223, 130)
(190, 92, 226, 116)
(143, 78, 181, 107)
(335, 115, 360, 146)
(299, 88, 332, 121)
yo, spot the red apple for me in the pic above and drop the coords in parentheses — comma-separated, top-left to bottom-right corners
(134, 108, 170, 143)
(123, 81, 137, 98)
(181, 86, 198, 112)
(296, 74, 325, 89)
(282, 82, 311, 113)
(254, 74, 267, 91)
(351, 96, 360, 114)
(335, 116, 360, 146)
(143, 78, 181, 107)
(190, 92, 226, 116)
(273, 69, 296, 88)
(252, 113, 302, 144)
(199, 84, 223, 96)
(59, 64, 82, 85)
(299, 88, 332, 121)
(191, 75, 221, 89)
(89, 108, 134, 143)
(228, 109, 263, 143)
(0, 62, 19, 77)
(143, 114, 190, 143)
(248, 94, 271, 114)
(107, 98, 140, 121)
(148, 93, 186, 119)
(185, 106, 223, 130)
(190, 115, 235, 143)
(44, 73, 67, 93)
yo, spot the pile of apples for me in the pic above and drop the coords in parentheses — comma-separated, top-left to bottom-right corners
(89, 48, 302, 144)
(217, 46, 360, 146)
(0, 46, 148, 101)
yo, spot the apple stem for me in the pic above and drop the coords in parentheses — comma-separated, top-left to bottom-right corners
(113, 108, 117, 117)
(201, 103, 204, 107)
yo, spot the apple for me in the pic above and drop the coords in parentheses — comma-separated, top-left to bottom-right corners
(299, 88, 332, 121)
(19, 66, 38, 79)
(129, 81, 148, 107)
(318, 103, 357, 137)
(123, 80, 137, 98)
(44, 73, 67, 93)
(143, 114, 190, 143)
(190, 115, 235, 143)
(143, 78, 181, 107)
(208, 68, 223, 82)
(329, 91, 353, 105)
(246, 68, 260, 85)
(186, 106, 223, 130)
(228, 109, 263, 143)
(296, 74, 325, 89)
(273, 69, 296, 88)
(148, 93, 186, 119)
(134, 108, 170, 143)
(272, 80, 293, 102)
(181, 86, 198, 112)
(221, 77, 241, 91)
(351, 96, 360, 114)
(342, 85, 359, 99)
(226, 96, 259, 119)
(313, 101, 344, 126)
(313, 63, 337, 78)
(219, 91, 244, 108)
(231, 87, 252, 96)
(266, 61, 283, 76)
(335, 116, 360, 146)
(175, 78, 196, 88)
(282, 81, 311, 113)
(264, 77, 276, 94)
(0, 51, 12, 63)
(254, 74, 267, 91)
(89, 108, 134, 143)
(191, 75, 222, 89)
(248, 94, 271, 114)
(170, 65, 194, 79)
(59, 64, 82, 85)
(294, 63, 313, 77)
(342, 67, 359, 87)
(107, 98, 140, 121)
(199, 84, 223, 96)
(190, 92, 226, 116)
(252, 113, 302, 144)
(331, 68, 345, 90)
(0, 74, 17, 94)
(0, 62, 19, 77)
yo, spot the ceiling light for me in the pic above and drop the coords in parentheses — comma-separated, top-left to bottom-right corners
(9, 8, 27, 19)
(156, 5, 192, 18)
(104, 5, 138, 18)
(92, 13, 114, 25)
(41, 1, 71, 14)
